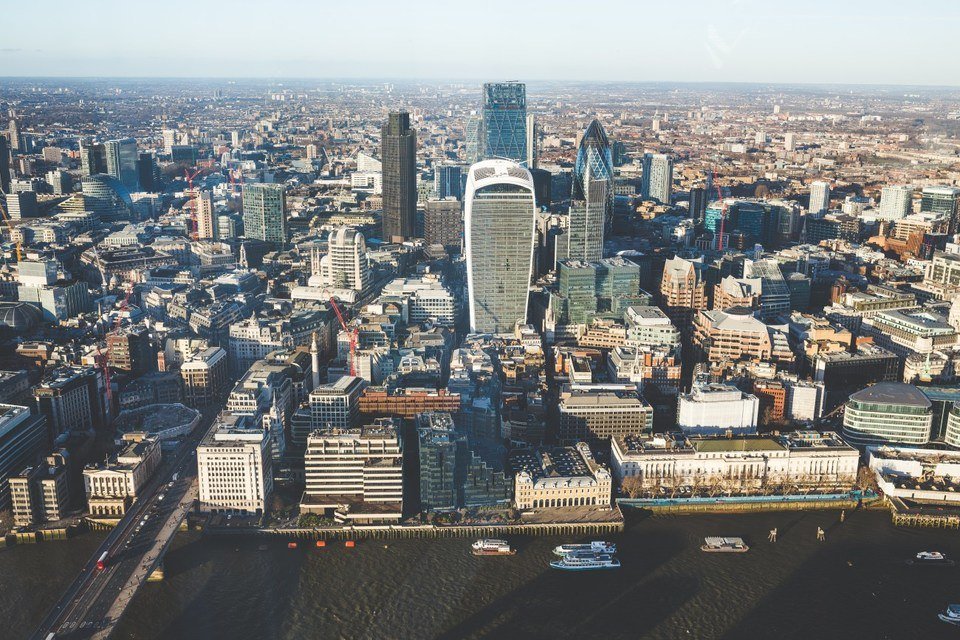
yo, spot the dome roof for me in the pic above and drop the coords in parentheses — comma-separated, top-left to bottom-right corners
(0, 302, 42, 332)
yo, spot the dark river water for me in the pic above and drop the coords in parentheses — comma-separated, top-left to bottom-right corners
(6, 509, 960, 639)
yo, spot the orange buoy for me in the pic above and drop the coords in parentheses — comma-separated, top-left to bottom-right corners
(345, 540, 355, 548)
(287, 542, 298, 549)
(316, 540, 326, 548)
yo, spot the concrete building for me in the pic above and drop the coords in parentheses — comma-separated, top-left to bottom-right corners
(677, 383, 759, 436)
(83, 437, 161, 516)
(296, 375, 367, 445)
(301, 418, 403, 523)
(180, 347, 229, 408)
(558, 388, 653, 442)
(510, 443, 612, 510)
(842, 382, 934, 447)
(381, 112, 417, 241)
(0, 405, 47, 509)
(641, 153, 673, 204)
(809, 180, 831, 214)
(612, 431, 859, 494)
(197, 413, 273, 515)
(878, 186, 913, 221)
(423, 198, 463, 251)
(242, 183, 287, 246)
(34, 367, 104, 439)
(692, 307, 794, 367)
(11, 453, 70, 527)
(660, 256, 707, 334)
(196, 190, 217, 240)
(314, 226, 371, 296)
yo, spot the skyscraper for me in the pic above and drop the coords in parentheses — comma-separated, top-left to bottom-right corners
(136, 152, 158, 193)
(381, 112, 417, 241)
(434, 164, 464, 200)
(465, 115, 482, 164)
(0, 134, 10, 193)
(79, 140, 107, 177)
(465, 159, 537, 334)
(481, 82, 527, 163)
(879, 185, 913, 221)
(689, 186, 708, 223)
(565, 119, 613, 262)
(196, 190, 217, 240)
(809, 180, 831, 214)
(921, 186, 960, 234)
(641, 153, 673, 204)
(525, 113, 538, 169)
(7, 118, 20, 153)
(104, 138, 139, 191)
(242, 183, 287, 245)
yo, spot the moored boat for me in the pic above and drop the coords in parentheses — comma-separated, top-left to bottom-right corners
(701, 537, 749, 553)
(938, 604, 960, 625)
(907, 551, 955, 566)
(550, 553, 620, 571)
(471, 539, 516, 556)
(552, 541, 617, 556)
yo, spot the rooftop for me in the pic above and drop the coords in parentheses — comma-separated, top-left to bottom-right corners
(849, 382, 931, 408)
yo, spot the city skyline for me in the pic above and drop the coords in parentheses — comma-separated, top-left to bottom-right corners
(2, 1, 959, 86)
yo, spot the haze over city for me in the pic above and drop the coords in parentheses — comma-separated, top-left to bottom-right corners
(3, 0, 959, 84)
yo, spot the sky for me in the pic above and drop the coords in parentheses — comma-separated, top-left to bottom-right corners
(1, 0, 958, 86)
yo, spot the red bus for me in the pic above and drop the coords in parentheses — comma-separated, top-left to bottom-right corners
(96, 551, 109, 571)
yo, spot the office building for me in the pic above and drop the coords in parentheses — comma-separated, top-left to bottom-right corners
(0, 134, 10, 193)
(83, 436, 161, 516)
(879, 186, 913, 221)
(549, 257, 646, 328)
(565, 119, 613, 262)
(77, 174, 135, 220)
(510, 443, 611, 510)
(358, 387, 461, 420)
(920, 186, 960, 234)
(434, 164, 464, 200)
(465, 159, 537, 334)
(612, 431, 858, 494)
(242, 183, 287, 246)
(525, 113, 538, 168)
(692, 307, 794, 366)
(660, 256, 707, 334)
(196, 190, 217, 240)
(558, 388, 653, 442)
(688, 186, 707, 223)
(11, 453, 70, 527)
(809, 180, 831, 214)
(5, 191, 38, 219)
(162, 128, 177, 151)
(465, 115, 482, 163)
(481, 82, 527, 163)
(641, 153, 673, 204)
(417, 412, 464, 512)
(299, 375, 366, 444)
(104, 138, 139, 191)
(136, 152, 158, 192)
(301, 418, 403, 523)
(677, 383, 759, 436)
(381, 112, 417, 241)
(34, 367, 104, 439)
(0, 405, 47, 509)
(197, 413, 273, 515)
(180, 347, 229, 408)
(423, 198, 463, 251)
(315, 226, 371, 295)
(107, 326, 154, 377)
(79, 140, 107, 177)
(842, 382, 933, 447)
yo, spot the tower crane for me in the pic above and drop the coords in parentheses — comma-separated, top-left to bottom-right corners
(329, 297, 358, 377)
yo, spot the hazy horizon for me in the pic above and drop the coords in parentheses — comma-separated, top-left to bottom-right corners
(2, 0, 957, 86)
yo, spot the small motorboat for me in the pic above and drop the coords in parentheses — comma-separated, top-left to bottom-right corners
(701, 537, 749, 553)
(938, 604, 960, 625)
(907, 551, 956, 566)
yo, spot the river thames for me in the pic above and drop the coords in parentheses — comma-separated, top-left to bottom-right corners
(5, 510, 960, 639)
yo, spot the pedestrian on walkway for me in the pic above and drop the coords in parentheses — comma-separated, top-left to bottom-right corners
(840, 509, 846, 523)
(816, 526, 825, 541)
(768, 528, 778, 542)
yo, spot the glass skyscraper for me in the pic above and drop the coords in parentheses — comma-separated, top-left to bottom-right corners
(242, 183, 287, 246)
(104, 138, 139, 192)
(481, 82, 527, 163)
(465, 115, 482, 164)
(566, 119, 613, 262)
(465, 159, 537, 334)
(381, 112, 417, 241)
(641, 152, 673, 204)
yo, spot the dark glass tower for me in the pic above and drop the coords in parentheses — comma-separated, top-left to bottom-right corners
(0, 134, 10, 193)
(381, 112, 417, 241)
(481, 82, 527, 163)
(566, 119, 613, 262)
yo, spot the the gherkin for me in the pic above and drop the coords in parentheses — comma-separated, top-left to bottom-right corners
(566, 119, 613, 262)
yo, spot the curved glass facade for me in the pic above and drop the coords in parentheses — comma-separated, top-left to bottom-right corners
(567, 119, 613, 262)
(842, 399, 933, 446)
(81, 174, 134, 221)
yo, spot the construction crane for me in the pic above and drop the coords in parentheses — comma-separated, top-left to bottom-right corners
(329, 296, 358, 377)
(712, 169, 728, 251)
(184, 168, 201, 240)
(0, 198, 22, 261)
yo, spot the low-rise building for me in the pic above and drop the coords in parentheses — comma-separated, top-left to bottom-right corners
(83, 436, 161, 516)
(612, 431, 859, 495)
(558, 388, 653, 442)
(676, 383, 759, 436)
(0, 404, 47, 509)
(842, 382, 933, 447)
(510, 442, 612, 510)
(11, 453, 70, 527)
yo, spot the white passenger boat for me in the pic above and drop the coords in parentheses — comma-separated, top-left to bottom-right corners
(471, 539, 516, 556)
(907, 551, 955, 566)
(701, 537, 749, 553)
(552, 541, 616, 556)
(550, 553, 620, 571)
(938, 604, 960, 625)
